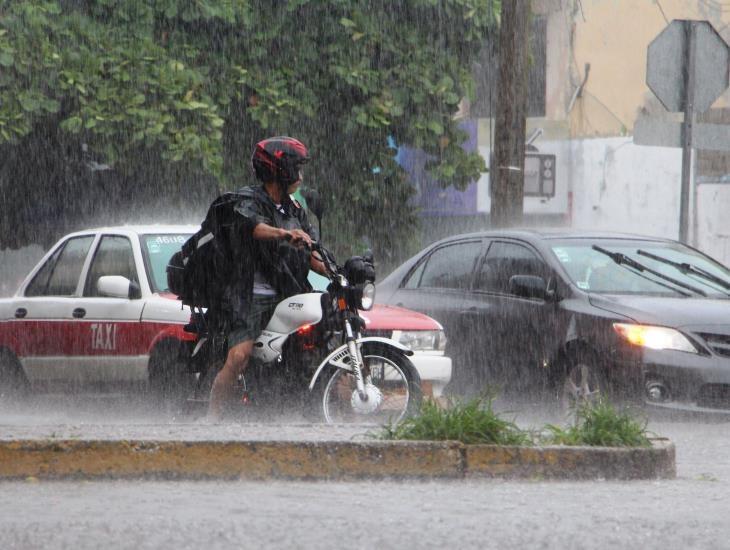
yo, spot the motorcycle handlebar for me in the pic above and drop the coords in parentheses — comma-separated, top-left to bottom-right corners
(311, 241, 340, 276)
(282, 233, 350, 282)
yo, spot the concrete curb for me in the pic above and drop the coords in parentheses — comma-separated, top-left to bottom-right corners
(0, 438, 674, 481)
(466, 439, 676, 480)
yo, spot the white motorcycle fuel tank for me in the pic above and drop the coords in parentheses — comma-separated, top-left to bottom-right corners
(252, 292, 324, 363)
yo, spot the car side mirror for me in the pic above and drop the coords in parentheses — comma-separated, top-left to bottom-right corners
(509, 275, 547, 300)
(97, 275, 141, 300)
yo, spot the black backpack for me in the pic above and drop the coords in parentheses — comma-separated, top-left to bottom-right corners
(166, 192, 246, 308)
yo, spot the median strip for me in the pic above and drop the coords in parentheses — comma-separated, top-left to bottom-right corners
(0, 438, 674, 480)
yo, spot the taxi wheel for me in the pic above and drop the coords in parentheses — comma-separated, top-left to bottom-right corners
(0, 349, 30, 403)
(148, 340, 193, 410)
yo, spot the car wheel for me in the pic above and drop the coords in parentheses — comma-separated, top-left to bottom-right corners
(560, 359, 606, 415)
(148, 340, 194, 412)
(0, 349, 30, 404)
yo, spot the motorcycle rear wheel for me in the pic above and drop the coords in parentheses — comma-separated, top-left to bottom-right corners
(315, 342, 422, 425)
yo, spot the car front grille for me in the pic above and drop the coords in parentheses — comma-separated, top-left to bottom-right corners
(697, 332, 730, 358)
(697, 384, 730, 409)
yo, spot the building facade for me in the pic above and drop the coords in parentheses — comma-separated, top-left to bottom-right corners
(450, 0, 730, 264)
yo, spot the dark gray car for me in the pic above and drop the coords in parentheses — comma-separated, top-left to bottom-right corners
(377, 230, 730, 413)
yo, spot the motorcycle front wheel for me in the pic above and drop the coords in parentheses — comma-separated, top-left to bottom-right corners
(315, 342, 422, 425)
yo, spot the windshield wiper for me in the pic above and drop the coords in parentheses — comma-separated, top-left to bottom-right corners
(637, 249, 730, 294)
(592, 245, 706, 297)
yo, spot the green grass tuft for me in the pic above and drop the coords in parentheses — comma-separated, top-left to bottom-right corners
(376, 397, 533, 446)
(544, 399, 652, 448)
(375, 395, 654, 448)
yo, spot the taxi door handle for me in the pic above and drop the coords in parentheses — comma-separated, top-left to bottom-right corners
(72, 308, 86, 319)
(14, 308, 27, 319)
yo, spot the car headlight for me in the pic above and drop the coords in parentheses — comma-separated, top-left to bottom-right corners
(613, 323, 698, 353)
(395, 330, 447, 352)
(359, 283, 375, 311)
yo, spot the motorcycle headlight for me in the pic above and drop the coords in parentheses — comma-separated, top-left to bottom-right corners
(359, 283, 376, 311)
(613, 323, 698, 353)
(395, 330, 447, 352)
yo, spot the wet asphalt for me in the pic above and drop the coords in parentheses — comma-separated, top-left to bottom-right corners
(0, 397, 729, 549)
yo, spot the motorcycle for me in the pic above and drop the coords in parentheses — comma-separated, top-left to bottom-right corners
(187, 243, 422, 424)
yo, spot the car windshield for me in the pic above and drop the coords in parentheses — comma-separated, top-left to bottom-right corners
(550, 239, 730, 298)
(141, 234, 190, 293)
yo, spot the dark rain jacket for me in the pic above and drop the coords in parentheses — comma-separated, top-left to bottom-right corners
(220, 185, 317, 322)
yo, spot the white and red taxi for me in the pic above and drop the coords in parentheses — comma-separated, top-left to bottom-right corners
(0, 226, 451, 401)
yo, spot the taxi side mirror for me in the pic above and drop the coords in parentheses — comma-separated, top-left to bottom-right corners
(97, 276, 141, 300)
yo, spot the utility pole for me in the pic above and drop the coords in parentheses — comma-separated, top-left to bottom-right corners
(490, 0, 530, 227)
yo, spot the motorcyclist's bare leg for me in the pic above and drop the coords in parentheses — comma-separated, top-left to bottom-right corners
(207, 340, 254, 421)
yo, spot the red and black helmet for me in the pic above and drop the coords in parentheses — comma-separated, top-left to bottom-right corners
(251, 136, 310, 187)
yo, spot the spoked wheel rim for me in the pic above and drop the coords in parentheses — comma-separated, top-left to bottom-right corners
(562, 363, 603, 413)
(322, 354, 411, 425)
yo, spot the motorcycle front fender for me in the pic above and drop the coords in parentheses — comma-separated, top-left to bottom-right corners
(308, 336, 413, 391)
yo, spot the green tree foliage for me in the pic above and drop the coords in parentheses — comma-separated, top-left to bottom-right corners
(0, 0, 495, 260)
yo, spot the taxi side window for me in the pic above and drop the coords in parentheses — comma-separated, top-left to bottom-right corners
(411, 241, 481, 290)
(84, 236, 138, 297)
(476, 241, 547, 295)
(25, 236, 95, 297)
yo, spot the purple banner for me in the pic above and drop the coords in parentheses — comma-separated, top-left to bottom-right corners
(396, 119, 479, 217)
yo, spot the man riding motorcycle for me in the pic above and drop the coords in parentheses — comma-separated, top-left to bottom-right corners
(207, 136, 327, 421)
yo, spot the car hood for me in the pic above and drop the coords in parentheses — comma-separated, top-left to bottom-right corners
(588, 294, 730, 329)
(361, 304, 443, 331)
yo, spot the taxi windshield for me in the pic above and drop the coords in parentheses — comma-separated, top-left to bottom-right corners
(550, 239, 730, 298)
(141, 234, 190, 293)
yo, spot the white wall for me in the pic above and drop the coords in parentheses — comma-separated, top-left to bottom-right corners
(697, 184, 730, 264)
(568, 137, 682, 239)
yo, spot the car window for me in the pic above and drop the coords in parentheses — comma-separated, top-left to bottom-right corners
(403, 260, 426, 289)
(412, 241, 481, 290)
(141, 234, 190, 293)
(476, 241, 546, 294)
(84, 236, 138, 297)
(25, 236, 95, 297)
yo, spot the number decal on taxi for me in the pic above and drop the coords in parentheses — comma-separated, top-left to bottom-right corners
(91, 323, 117, 351)
(154, 235, 186, 244)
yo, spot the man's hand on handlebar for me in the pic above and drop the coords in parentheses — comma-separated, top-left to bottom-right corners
(283, 228, 313, 249)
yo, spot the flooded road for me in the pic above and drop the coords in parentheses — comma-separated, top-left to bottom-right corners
(0, 397, 728, 549)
